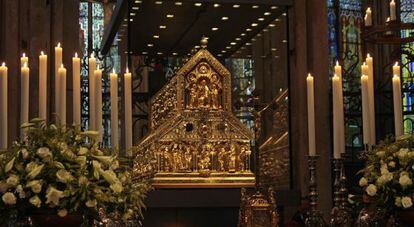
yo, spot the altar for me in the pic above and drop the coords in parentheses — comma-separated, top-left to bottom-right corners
(133, 39, 255, 188)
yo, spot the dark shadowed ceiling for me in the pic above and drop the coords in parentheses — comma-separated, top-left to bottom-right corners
(101, 0, 290, 58)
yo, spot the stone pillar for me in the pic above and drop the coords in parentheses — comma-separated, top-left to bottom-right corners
(289, 0, 332, 219)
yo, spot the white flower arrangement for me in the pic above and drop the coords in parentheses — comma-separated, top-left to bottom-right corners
(0, 119, 149, 225)
(359, 135, 414, 210)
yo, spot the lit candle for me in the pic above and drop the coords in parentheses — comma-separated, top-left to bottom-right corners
(58, 64, 66, 126)
(364, 7, 372, 26)
(332, 74, 344, 159)
(392, 62, 403, 137)
(334, 61, 345, 155)
(21, 63, 30, 135)
(88, 53, 97, 130)
(94, 65, 103, 142)
(39, 51, 47, 121)
(0, 63, 7, 149)
(306, 73, 316, 156)
(393, 61, 401, 78)
(366, 54, 376, 146)
(124, 67, 132, 156)
(390, 0, 396, 21)
(361, 63, 371, 148)
(72, 53, 81, 126)
(20, 53, 28, 67)
(110, 69, 119, 148)
(55, 43, 62, 118)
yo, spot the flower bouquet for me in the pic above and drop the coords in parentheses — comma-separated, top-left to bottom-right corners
(0, 119, 149, 225)
(358, 135, 414, 224)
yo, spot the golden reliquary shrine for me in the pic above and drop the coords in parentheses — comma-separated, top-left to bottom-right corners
(134, 40, 255, 188)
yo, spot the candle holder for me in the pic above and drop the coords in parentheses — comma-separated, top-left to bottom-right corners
(305, 155, 326, 227)
(330, 158, 351, 226)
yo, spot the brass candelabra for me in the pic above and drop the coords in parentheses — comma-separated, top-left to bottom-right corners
(305, 155, 326, 227)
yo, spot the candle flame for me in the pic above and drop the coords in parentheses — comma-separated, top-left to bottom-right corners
(367, 53, 371, 58)
(336, 60, 340, 66)
(126, 67, 130, 74)
(22, 53, 26, 58)
(386, 17, 391, 22)
(61, 64, 64, 68)
(394, 61, 399, 66)
(75, 52, 78, 58)
(91, 53, 94, 58)
(363, 62, 367, 66)
(41, 51, 44, 55)
(1, 62, 5, 67)
(391, 0, 395, 3)
(57, 42, 61, 47)
(307, 73, 312, 77)
(366, 7, 371, 12)
(112, 68, 116, 74)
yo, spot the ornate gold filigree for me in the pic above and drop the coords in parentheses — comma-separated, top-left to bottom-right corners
(133, 39, 254, 188)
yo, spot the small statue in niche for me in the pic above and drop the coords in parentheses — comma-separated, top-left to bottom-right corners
(238, 146, 246, 172)
(184, 146, 193, 171)
(171, 143, 180, 172)
(210, 83, 220, 109)
(198, 145, 211, 170)
(188, 83, 198, 109)
(198, 79, 210, 108)
(229, 144, 237, 172)
(218, 147, 227, 172)
(163, 146, 172, 172)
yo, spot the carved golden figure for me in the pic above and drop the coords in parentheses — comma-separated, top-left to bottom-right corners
(210, 83, 220, 109)
(188, 83, 198, 109)
(229, 144, 237, 172)
(218, 147, 227, 172)
(198, 79, 210, 108)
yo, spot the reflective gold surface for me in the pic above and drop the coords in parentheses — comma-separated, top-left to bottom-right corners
(133, 40, 255, 188)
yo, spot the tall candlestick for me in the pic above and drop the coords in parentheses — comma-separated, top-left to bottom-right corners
(21, 63, 30, 136)
(39, 51, 47, 121)
(392, 62, 403, 137)
(88, 53, 97, 130)
(0, 63, 7, 149)
(58, 64, 67, 126)
(124, 67, 133, 156)
(307, 73, 316, 156)
(390, 0, 396, 21)
(366, 54, 376, 146)
(55, 43, 62, 118)
(332, 74, 343, 159)
(335, 61, 345, 155)
(110, 69, 119, 148)
(94, 65, 103, 142)
(72, 53, 81, 126)
(361, 63, 371, 147)
(364, 7, 372, 26)
(20, 53, 28, 67)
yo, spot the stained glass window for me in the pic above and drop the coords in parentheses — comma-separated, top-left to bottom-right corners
(79, 2, 120, 146)
(400, 0, 414, 133)
(328, 0, 364, 150)
(226, 58, 255, 130)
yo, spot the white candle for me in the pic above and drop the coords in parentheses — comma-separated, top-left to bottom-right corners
(20, 53, 28, 67)
(392, 62, 403, 137)
(335, 61, 345, 155)
(361, 73, 370, 149)
(55, 43, 62, 118)
(88, 53, 97, 130)
(39, 51, 47, 121)
(361, 62, 371, 147)
(365, 7, 372, 26)
(390, 0, 396, 21)
(306, 73, 316, 156)
(58, 64, 66, 126)
(94, 65, 103, 142)
(72, 53, 81, 126)
(332, 74, 343, 159)
(110, 69, 119, 148)
(21, 63, 30, 135)
(124, 67, 133, 156)
(366, 54, 376, 146)
(0, 63, 7, 149)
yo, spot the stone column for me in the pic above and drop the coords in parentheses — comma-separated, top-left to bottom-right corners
(289, 0, 332, 219)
